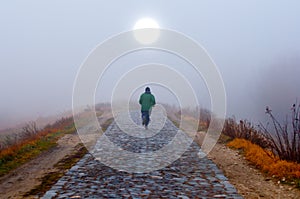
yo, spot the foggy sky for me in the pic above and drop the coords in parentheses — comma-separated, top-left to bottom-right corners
(1, 0, 300, 129)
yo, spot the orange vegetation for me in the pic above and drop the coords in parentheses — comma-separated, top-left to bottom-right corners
(0, 117, 75, 176)
(227, 138, 300, 179)
(0, 129, 56, 159)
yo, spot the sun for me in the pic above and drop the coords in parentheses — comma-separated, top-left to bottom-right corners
(133, 18, 160, 30)
(133, 18, 160, 44)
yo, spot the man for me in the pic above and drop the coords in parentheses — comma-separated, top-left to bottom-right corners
(139, 87, 156, 129)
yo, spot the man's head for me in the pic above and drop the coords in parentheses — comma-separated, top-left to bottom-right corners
(145, 87, 150, 92)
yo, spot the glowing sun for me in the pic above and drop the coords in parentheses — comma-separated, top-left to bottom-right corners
(133, 18, 160, 44)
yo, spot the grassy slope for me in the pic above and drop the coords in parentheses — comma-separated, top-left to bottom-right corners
(0, 128, 72, 177)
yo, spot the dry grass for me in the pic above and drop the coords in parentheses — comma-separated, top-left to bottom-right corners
(228, 138, 300, 181)
(0, 117, 75, 176)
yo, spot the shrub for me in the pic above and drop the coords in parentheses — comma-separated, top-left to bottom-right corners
(222, 118, 269, 148)
(21, 122, 39, 139)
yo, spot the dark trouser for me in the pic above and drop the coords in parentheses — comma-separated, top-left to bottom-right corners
(141, 111, 150, 126)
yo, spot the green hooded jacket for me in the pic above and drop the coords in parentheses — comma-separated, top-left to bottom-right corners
(139, 91, 156, 111)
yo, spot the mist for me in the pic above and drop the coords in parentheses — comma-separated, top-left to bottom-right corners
(253, 57, 300, 122)
(1, 0, 300, 130)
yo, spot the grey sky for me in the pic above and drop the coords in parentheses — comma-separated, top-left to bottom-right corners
(1, 0, 300, 128)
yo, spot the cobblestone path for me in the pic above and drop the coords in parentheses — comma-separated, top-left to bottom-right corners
(43, 111, 242, 199)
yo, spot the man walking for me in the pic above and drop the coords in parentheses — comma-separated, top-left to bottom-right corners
(139, 87, 156, 129)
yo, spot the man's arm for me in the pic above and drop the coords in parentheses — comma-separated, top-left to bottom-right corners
(139, 94, 142, 105)
(151, 95, 156, 106)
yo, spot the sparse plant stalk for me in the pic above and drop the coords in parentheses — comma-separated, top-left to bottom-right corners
(260, 103, 300, 163)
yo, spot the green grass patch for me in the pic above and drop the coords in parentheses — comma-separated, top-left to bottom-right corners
(62, 124, 76, 134)
(296, 179, 300, 188)
(218, 133, 233, 144)
(168, 117, 180, 128)
(101, 117, 114, 132)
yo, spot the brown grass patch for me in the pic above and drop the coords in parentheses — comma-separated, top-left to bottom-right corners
(228, 138, 300, 181)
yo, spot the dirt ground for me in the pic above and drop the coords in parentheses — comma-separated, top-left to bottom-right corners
(0, 131, 300, 198)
